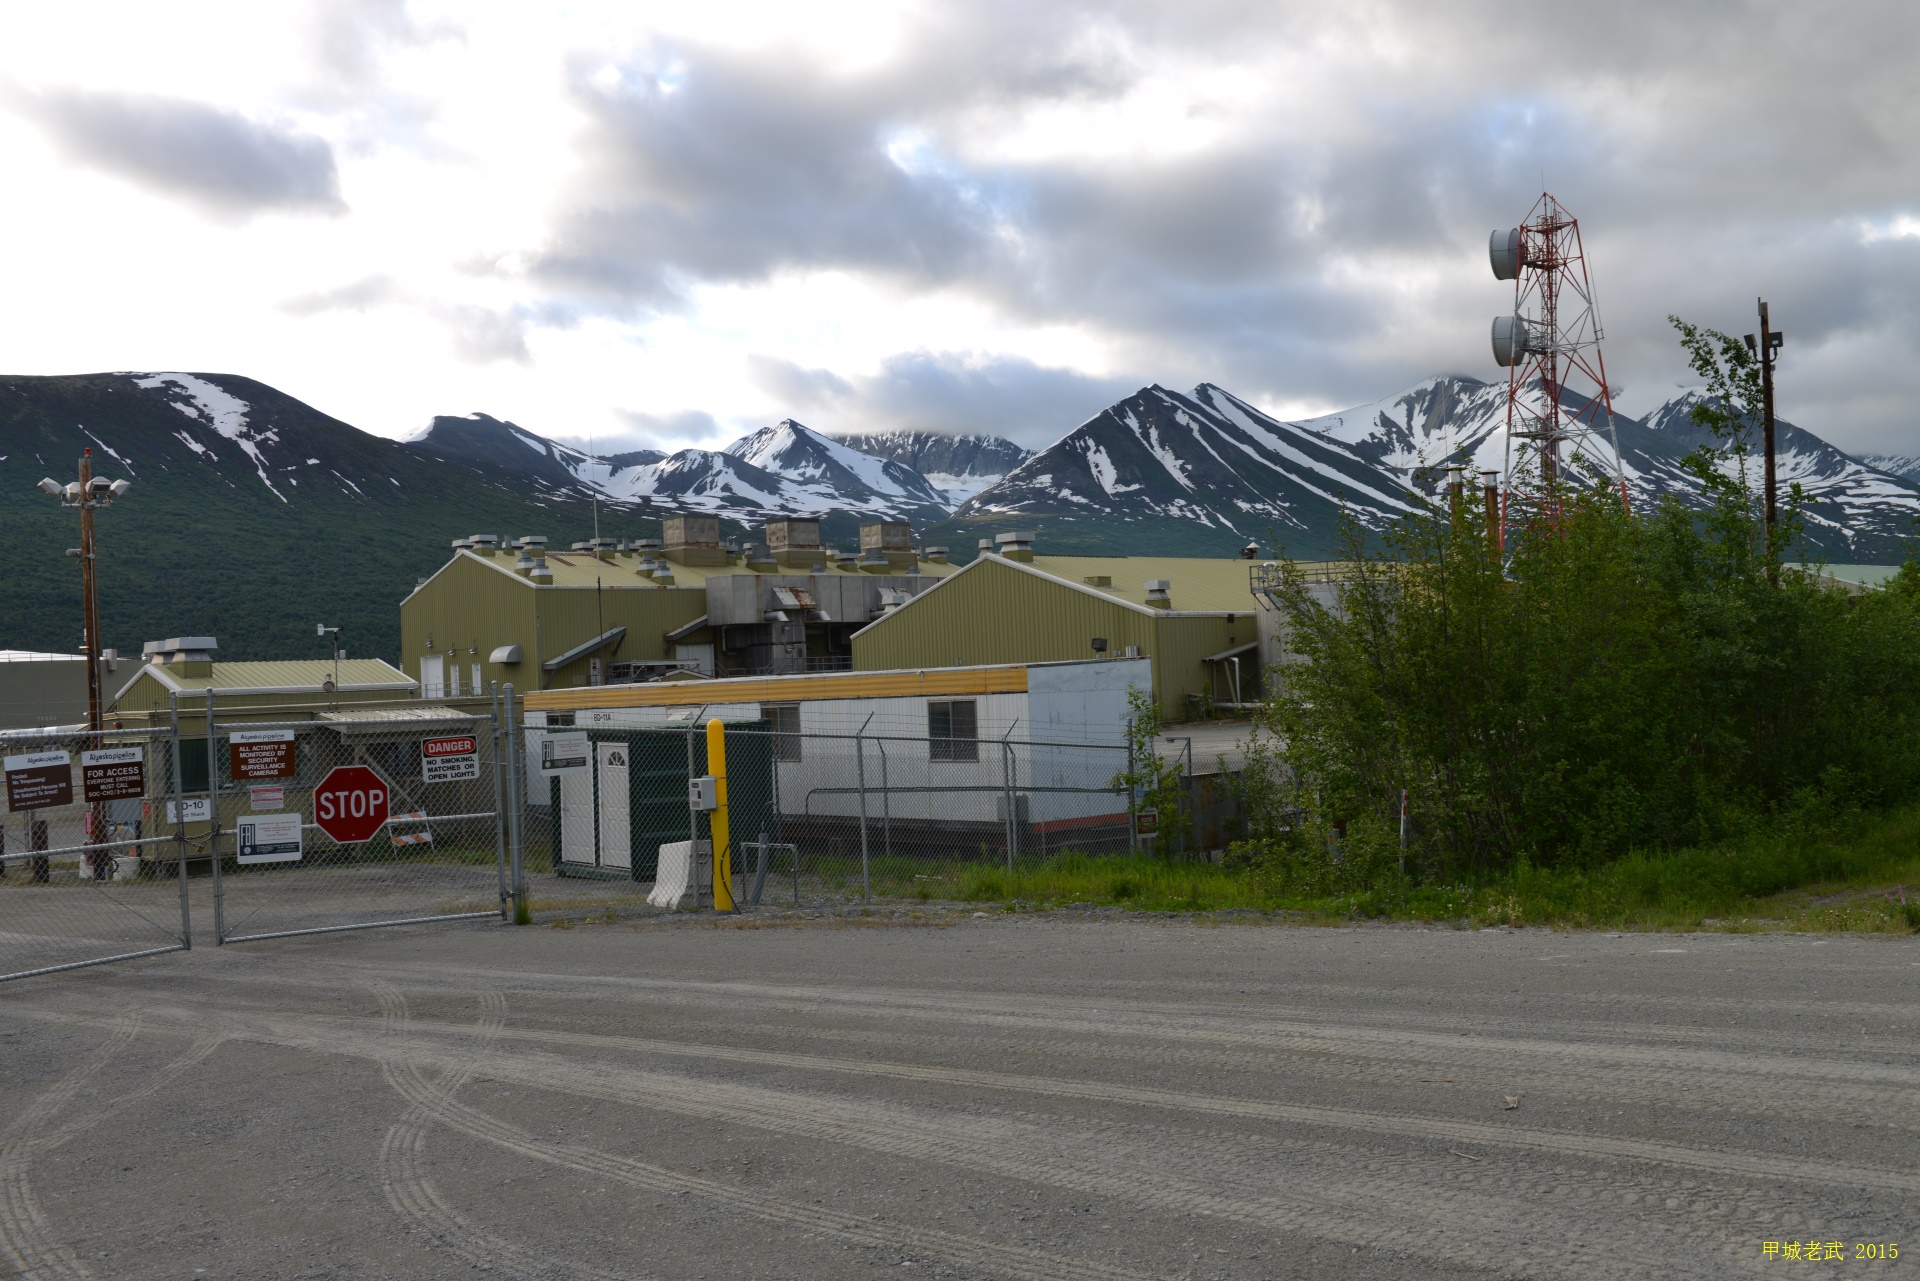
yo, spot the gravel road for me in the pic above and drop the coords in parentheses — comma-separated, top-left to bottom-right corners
(1, 915, 1914, 1280)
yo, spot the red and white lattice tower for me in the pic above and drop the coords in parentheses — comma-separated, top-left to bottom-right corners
(1488, 193, 1627, 535)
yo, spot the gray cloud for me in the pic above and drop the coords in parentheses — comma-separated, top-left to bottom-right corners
(14, 88, 345, 219)
(280, 274, 398, 316)
(514, 2, 1920, 451)
(751, 351, 1134, 448)
(442, 305, 531, 365)
(609, 408, 722, 451)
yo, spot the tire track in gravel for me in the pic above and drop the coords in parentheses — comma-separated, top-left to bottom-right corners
(0, 1015, 139, 1281)
(151, 966, 1920, 1130)
(371, 980, 639, 1281)
(364, 1009, 1176, 1281)
(340, 1011, 1768, 1281)
(18, 991, 1920, 1199)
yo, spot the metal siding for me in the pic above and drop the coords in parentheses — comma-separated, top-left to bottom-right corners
(853, 558, 1237, 716)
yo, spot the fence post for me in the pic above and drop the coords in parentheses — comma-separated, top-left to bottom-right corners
(170, 692, 191, 949)
(504, 685, 528, 925)
(206, 689, 223, 944)
(492, 684, 509, 921)
(1002, 739, 1016, 873)
(855, 731, 870, 902)
(878, 736, 892, 861)
(1126, 724, 1138, 857)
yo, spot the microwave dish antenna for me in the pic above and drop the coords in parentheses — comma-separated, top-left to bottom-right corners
(1486, 192, 1628, 540)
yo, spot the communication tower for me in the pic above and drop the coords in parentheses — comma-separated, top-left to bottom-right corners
(1488, 193, 1627, 536)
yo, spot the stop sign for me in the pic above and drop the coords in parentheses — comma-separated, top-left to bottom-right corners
(313, 765, 390, 844)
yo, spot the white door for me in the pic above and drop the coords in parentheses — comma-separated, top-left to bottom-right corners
(558, 769, 594, 866)
(420, 655, 445, 698)
(596, 742, 631, 870)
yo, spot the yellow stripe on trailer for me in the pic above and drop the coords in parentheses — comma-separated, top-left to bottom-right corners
(526, 664, 1029, 711)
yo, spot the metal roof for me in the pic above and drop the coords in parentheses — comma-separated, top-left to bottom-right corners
(433, 548, 960, 595)
(126, 658, 416, 695)
(1023, 555, 1266, 612)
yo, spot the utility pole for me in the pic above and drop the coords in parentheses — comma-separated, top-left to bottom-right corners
(38, 449, 130, 732)
(1745, 302, 1785, 574)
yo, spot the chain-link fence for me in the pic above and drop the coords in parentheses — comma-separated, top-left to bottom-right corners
(2, 723, 190, 982)
(514, 719, 1140, 912)
(201, 694, 510, 944)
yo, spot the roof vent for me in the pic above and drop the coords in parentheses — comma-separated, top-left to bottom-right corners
(571, 541, 592, 552)
(1144, 579, 1171, 608)
(514, 553, 537, 577)
(746, 544, 778, 573)
(835, 548, 859, 571)
(632, 538, 663, 553)
(638, 555, 658, 573)
(514, 535, 547, 550)
(469, 534, 498, 547)
(925, 546, 948, 564)
(529, 562, 553, 584)
(651, 567, 676, 586)
(994, 531, 1035, 563)
(451, 538, 473, 550)
(812, 562, 827, 575)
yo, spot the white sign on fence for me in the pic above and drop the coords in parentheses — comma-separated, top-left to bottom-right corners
(167, 797, 212, 824)
(421, 735, 480, 783)
(538, 731, 590, 774)
(236, 812, 303, 865)
(250, 785, 285, 809)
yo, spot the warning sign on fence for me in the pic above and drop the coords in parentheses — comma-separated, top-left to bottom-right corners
(82, 746, 145, 802)
(5, 750, 73, 811)
(229, 730, 296, 781)
(421, 735, 480, 783)
(236, 812, 303, 864)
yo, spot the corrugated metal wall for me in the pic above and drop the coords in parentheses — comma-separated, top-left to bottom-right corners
(400, 555, 706, 695)
(850, 558, 1239, 719)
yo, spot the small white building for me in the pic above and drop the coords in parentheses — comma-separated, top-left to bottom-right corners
(520, 659, 1149, 878)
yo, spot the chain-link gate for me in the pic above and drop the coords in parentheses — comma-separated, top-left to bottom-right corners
(514, 716, 1136, 913)
(201, 691, 511, 944)
(2, 723, 190, 983)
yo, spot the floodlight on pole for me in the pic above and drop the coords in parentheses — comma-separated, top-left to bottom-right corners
(37, 448, 130, 733)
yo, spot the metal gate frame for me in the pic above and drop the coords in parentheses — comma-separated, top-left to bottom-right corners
(0, 720, 193, 984)
(202, 690, 513, 947)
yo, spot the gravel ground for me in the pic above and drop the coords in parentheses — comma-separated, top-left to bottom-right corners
(1, 913, 1915, 1280)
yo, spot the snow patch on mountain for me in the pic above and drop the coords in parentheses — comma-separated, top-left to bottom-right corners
(135, 373, 285, 501)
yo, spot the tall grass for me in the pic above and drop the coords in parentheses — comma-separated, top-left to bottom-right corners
(934, 805, 1920, 932)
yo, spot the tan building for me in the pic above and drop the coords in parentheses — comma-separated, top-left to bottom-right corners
(849, 535, 1287, 719)
(400, 516, 957, 697)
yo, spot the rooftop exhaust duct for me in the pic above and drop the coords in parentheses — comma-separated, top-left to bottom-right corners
(1144, 579, 1171, 608)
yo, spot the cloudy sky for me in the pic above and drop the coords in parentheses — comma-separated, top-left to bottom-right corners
(1, 1, 1915, 457)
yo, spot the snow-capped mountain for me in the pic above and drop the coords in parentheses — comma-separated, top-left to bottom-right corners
(1861, 454, 1920, 485)
(832, 431, 1031, 504)
(723, 420, 951, 517)
(406, 412, 664, 499)
(955, 383, 1421, 548)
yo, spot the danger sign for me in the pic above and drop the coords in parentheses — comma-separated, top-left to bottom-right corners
(421, 735, 480, 783)
(82, 746, 145, 802)
(312, 765, 389, 844)
(229, 730, 296, 781)
(5, 750, 73, 812)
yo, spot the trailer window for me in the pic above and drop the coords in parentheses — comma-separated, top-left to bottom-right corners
(928, 700, 978, 762)
(760, 703, 802, 761)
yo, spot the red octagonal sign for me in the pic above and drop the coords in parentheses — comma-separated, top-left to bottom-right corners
(313, 765, 390, 844)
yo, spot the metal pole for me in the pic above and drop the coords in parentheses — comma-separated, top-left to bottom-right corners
(1126, 723, 1138, 856)
(503, 685, 528, 924)
(1758, 298, 1779, 571)
(1002, 740, 1015, 873)
(855, 731, 870, 902)
(170, 692, 191, 949)
(205, 688, 223, 944)
(491, 683, 508, 921)
(878, 736, 892, 862)
(78, 452, 102, 736)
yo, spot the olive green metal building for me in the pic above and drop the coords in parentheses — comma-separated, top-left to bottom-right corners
(849, 535, 1273, 719)
(400, 515, 958, 697)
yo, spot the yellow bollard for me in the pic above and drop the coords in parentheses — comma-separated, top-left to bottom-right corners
(707, 718, 733, 911)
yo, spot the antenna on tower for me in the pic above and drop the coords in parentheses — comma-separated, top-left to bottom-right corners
(1487, 193, 1628, 545)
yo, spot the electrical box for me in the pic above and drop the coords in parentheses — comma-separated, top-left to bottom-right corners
(689, 775, 718, 812)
